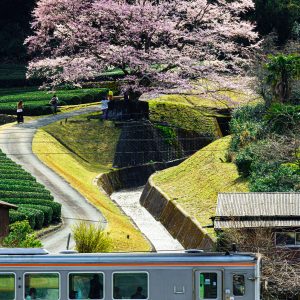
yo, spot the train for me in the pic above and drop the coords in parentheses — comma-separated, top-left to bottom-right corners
(0, 248, 261, 300)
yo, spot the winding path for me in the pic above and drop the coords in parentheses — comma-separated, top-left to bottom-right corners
(0, 106, 183, 253)
(0, 107, 107, 253)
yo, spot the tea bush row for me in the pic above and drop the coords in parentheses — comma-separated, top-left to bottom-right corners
(0, 150, 62, 228)
(6, 199, 61, 222)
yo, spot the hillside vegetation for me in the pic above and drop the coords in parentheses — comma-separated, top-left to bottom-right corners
(33, 116, 150, 252)
(0, 87, 108, 115)
(42, 113, 121, 169)
(0, 150, 61, 229)
(152, 136, 249, 235)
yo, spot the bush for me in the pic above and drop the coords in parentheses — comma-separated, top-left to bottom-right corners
(230, 104, 267, 152)
(250, 164, 300, 192)
(0, 184, 49, 194)
(0, 190, 53, 200)
(2, 220, 42, 248)
(72, 221, 112, 253)
(15, 207, 35, 229)
(18, 207, 45, 229)
(20, 204, 53, 226)
(9, 210, 27, 224)
(265, 103, 300, 134)
(235, 146, 256, 177)
(5, 199, 61, 222)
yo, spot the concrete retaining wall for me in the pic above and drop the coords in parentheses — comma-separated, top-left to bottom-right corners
(98, 158, 186, 195)
(140, 177, 215, 250)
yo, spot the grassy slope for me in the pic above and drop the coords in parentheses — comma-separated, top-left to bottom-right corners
(149, 100, 219, 136)
(152, 136, 249, 235)
(33, 130, 151, 252)
(42, 113, 120, 169)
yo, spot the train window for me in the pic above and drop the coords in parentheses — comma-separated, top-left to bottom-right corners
(199, 273, 217, 299)
(233, 275, 245, 296)
(112, 272, 148, 299)
(24, 273, 60, 300)
(68, 273, 104, 299)
(296, 233, 300, 245)
(0, 273, 15, 300)
(275, 232, 296, 246)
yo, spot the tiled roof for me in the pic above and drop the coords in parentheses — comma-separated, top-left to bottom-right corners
(214, 193, 300, 229)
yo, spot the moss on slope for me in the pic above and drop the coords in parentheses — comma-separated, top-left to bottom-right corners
(152, 136, 249, 235)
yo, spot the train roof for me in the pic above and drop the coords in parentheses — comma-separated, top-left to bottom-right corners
(0, 248, 259, 265)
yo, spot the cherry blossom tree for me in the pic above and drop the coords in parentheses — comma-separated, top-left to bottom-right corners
(26, 0, 259, 99)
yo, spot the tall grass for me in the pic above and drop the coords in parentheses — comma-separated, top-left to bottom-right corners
(72, 221, 112, 253)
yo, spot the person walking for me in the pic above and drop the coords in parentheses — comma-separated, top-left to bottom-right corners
(16, 100, 24, 123)
(100, 94, 109, 119)
(49, 95, 59, 114)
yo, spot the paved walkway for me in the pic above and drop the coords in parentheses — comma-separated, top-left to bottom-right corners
(111, 187, 183, 251)
(0, 107, 107, 253)
(0, 106, 183, 253)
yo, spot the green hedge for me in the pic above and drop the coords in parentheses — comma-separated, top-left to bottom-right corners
(9, 210, 27, 224)
(18, 206, 44, 229)
(0, 184, 50, 194)
(20, 204, 53, 226)
(5, 199, 61, 222)
(0, 173, 34, 180)
(0, 190, 53, 201)
(0, 179, 43, 188)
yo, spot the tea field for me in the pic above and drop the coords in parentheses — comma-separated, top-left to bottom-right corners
(0, 87, 108, 115)
(0, 150, 61, 229)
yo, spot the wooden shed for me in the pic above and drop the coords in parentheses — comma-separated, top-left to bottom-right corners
(0, 200, 18, 237)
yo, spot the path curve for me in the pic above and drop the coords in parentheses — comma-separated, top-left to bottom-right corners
(0, 107, 107, 253)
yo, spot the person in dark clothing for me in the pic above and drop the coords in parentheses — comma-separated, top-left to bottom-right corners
(16, 100, 24, 123)
(88, 274, 103, 299)
(131, 286, 146, 299)
(49, 95, 59, 114)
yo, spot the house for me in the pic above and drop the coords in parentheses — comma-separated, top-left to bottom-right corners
(0, 201, 18, 237)
(214, 193, 300, 300)
(214, 192, 300, 248)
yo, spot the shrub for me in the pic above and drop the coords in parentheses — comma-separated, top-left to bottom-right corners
(0, 190, 53, 200)
(5, 199, 61, 222)
(250, 164, 300, 192)
(72, 221, 112, 253)
(18, 207, 44, 229)
(2, 220, 42, 248)
(9, 210, 27, 224)
(0, 184, 49, 194)
(265, 103, 300, 134)
(235, 145, 256, 177)
(20, 204, 53, 226)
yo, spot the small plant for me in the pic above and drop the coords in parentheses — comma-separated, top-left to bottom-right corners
(72, 221, 112, 253)
(2, 220, 42, 248)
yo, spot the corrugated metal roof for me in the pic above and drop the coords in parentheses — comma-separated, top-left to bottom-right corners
(215, 193, 300, 229)
(215, 219, 300, 229)
(0, 200, 17, 209)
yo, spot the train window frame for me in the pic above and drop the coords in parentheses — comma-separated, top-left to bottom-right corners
(233, 274, 245, 297)
(67, 271, 105, 300)
(275, 232, 300, 247)
(0, 272, 16, 300)
(112, 271, 149, 300)
(23, 271, 61, 300)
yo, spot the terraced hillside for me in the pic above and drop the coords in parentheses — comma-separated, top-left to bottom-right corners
(0, 150, 61, 229)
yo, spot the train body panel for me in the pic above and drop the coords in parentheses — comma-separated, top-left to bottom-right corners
(0, 250, 261, 300)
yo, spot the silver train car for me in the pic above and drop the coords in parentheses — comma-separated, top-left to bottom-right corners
(0, 248, 261, 300)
